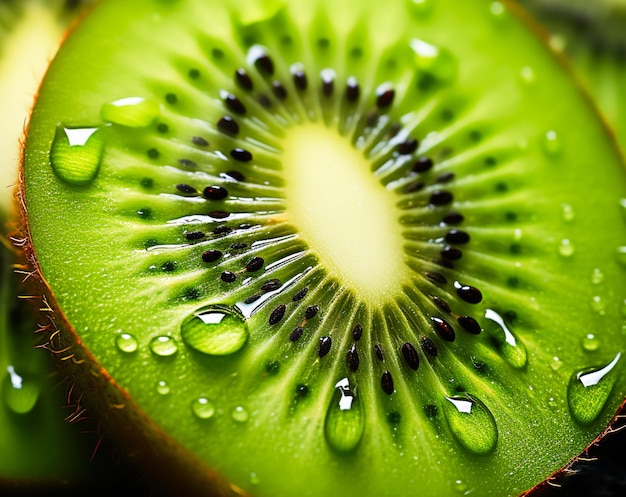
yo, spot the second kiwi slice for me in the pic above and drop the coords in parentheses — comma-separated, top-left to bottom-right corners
(20, 0, 626, 496)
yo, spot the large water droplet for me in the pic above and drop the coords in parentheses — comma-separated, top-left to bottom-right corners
(181, 305, 248, 356)
(484, 309, 527, 368)
(231, 405, 249, 423)
(100, 97, 160, 127)
(156, 380, 170, 395)
(324, 377, 365, 452)
(50, 125, 106, 185)
(542, 130, 561, 157)
(149, 335, 178, 357)
(192, 397, 216, 419)
(2, 366, 40, 414)
(442, 394, 498, 455)
(410, 38, 457, 84)
(568, 353, 621, 425)
(115, 333, 138, 353)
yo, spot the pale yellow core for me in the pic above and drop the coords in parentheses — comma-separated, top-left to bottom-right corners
(0, 3, 64, 214)
(283, 125, 407, 302)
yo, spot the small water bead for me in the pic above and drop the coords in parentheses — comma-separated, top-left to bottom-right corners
(231, 405, 249, 423)
(50, 125, 106, 186)
(558, 238, 574, 257)
(442, 394, 498, 455)
(115, 333, 138, 353)
(590, 296, 606, 315)
(2, 366, 40, 414)
(410, 38, 457, 84)
(484, 309, 527, 368)
(192, 397, 216, 419)
(542, 130, 562, 156)
(324, 378, 365, 452)
(455, 480, 468, 494)
(561, 203, 575, 222)
(591, 268, 604, 285)
(581, 334, 600, 352)
(568, 353, 621, 425)
(181, 305, 248, 356)
(149, 335, 178, 357)
(156, 380, 170, 395)
(100, 97, 160, 127)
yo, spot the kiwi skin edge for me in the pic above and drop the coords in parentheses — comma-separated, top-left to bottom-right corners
(17, 0, 626, 496)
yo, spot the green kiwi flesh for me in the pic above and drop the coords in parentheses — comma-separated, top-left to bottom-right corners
(20, 0, 626, 496)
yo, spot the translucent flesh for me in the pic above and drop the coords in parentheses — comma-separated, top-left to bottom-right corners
(22, 1, 626, 496)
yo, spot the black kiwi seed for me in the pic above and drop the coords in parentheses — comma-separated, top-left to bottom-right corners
(321, 70, 334, 97)
(440, 246, 462, 261)
(442, 212, 464, 225)
(165, 93, 178, 104)
(293, 70, 308, 90)
(374, 344, 384, 361)
(375, 84, 395, 108)
(235, 68, 253, 91)
(425, 272, 447, 285)
(262, 279, 281, 292)
(435, 172, 455, 183)
(258, 94, 272, 109)
(290, 326, 304, 342)
(292, 287, 309, 301)
(431, 316, 456, 341)
(412, 157, 434, 173)
(230, 148, 253, 162)
(244, 295, 261, 305)
(401, 342, 420, 370)
(220, 271, 237, 283)
(456, 284, 483, 304)
(445, 229, 470, 244)
(245, 257, 264, 272)
(381, 371, 394, 394)
(147, 148, 160, 159)
(176, 183, 197, 194)
(224, 93, 247, 114)
(346, 344, 360, 372)
(192, 136, 209, 147)
(272, 80, 288, 100)
(217, 115, 240, 135)
(185, 231, 205, 241)
(161, 261, 176, 272)
(346, 77, 360, 102)
(421, 337, 438, 357)
(429, 191, 454, 206)
(304, 305, 319, 320)
(223, 170, 245, 182)
(230, 242, 247, 250)
(405, 181, 425, 193)
(396, 139, 418, 155)
(213, 225, 232, 235)
(254, 53, 275, 76)
(352, 323, 363, 341)
(458, 316, 482, 335)
(203, 185, 229, 200)
(209, 210, 230, 219)
(318, 336, 332, 357)
(269, 304, 287, 325)
(432, 295, 451, 313)
(178, 158, 197, 168)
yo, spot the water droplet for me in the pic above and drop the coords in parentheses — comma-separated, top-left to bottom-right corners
(192, 397, 216, 419)
(455, 479, 468, 493)
(519, 66, 535, 86)
(156, 380, 170, 395)
(100, 97, 160, 127)
(181, 305, 248, 356)
(2, 366, 40, 414)
(550, 356, 563, 371)
(616, 246, 626, 267)
(542, 130, 561, 157)
(590, 296, 606, 315)
(581, 334, 600, 352)
(231, 405, 249, 423)
(484, 309, 527, 368)
(489, 2, 507, 21)
(442, 394, 498, 455)
(149, 335, 178, 357)
(568, 353, 621, 425)
(548, 34, 567, 53)
(50, 125, 107, 185)
(324, 377, 365, 452)
(561, 203, 575, 222)
(115, 333, 138, 353)
(410, 38, 458, 84)
(591, 268, 604, 285)
(250, 472, 260, 485)
(559, 239, 574, 257)
(408, 0, 433, 18)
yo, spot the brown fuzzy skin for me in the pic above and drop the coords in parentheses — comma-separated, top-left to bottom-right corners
(13, 1, 625, 496)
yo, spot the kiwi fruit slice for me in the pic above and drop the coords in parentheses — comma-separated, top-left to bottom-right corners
(19, 0, 626, 496)
(516, 0, 626, 152)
